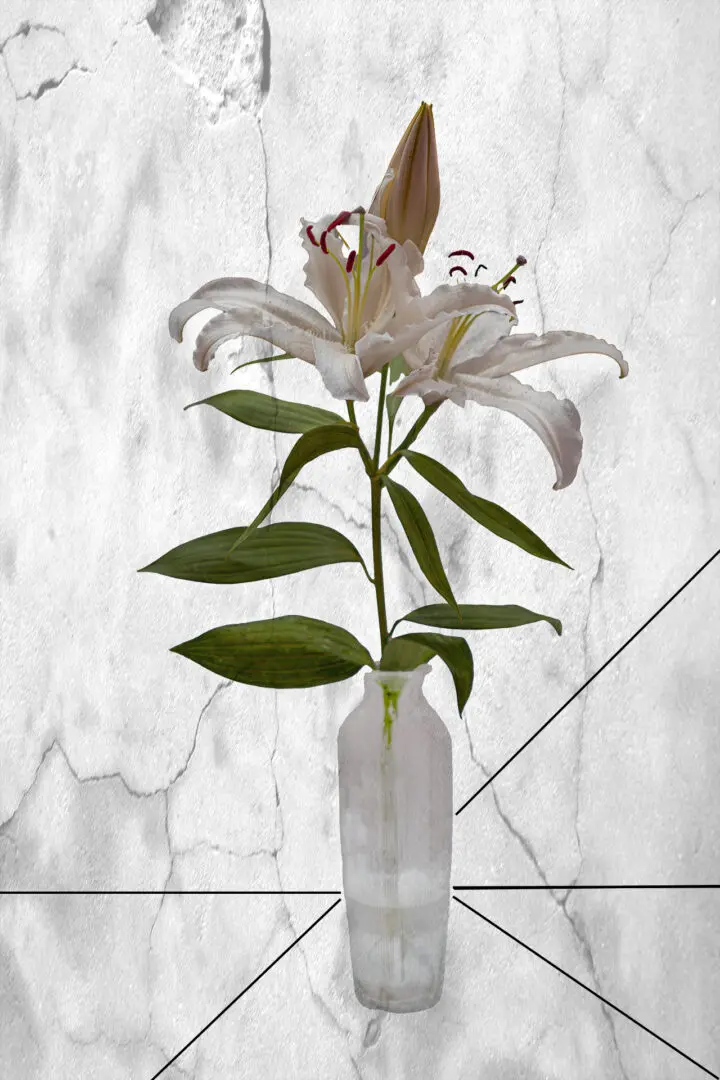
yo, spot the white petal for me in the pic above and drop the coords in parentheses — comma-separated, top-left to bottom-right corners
(403, 308, 515, 375)
(455, 373, 583, 490)
(392, 280, 516, 326)
(300, 216, 350, 331)
(389, 365, 464, 407)
(445, 310, 516, 376)
(356, 282, 516, 374)
(400, 237, 424, 278)
(169, 277, 338, 344)
(356, 220, 423, 336)
(191, 311, 322, 371)
(313, 337, 370, 402)
(403, 323, 448, 371)
(460, 329, 628, 379)
(368, 166, 395, 218)
(298, 212, 423, 347)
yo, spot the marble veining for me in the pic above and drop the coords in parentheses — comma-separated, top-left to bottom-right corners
(1, 0, 719, 1076)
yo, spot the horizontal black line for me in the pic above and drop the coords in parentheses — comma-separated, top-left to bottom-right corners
(453, 885, 720, 891)
(454, 896, 719, 1078)
(455, 544, 720, 816)
(0, 890, 342, 896)
(150, 898, 342, 1079)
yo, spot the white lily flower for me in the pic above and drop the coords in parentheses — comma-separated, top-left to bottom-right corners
(169, 209, 428, 403)
(388, 254, 628, 490)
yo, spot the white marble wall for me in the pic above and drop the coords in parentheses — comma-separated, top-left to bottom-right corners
(1, 0, 719, 1076)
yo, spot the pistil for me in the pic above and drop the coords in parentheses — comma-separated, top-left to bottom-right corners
(491, 255, 527, 292)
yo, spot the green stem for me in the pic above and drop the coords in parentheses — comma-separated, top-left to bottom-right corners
(371, 366, 390, 656)
(346, 401, 374, 474)
(378, 401, 442, 477)
(371, 475, 389, 654)
(373, 366, 389, 469)
(349, 377, 441, 662)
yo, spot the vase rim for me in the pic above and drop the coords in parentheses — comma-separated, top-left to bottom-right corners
(365, 663, 432, 684)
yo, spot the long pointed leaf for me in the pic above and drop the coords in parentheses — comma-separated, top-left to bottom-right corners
(230, 352, 294, 374)
(393, 603, 562, 637)
(380, 474, 461, 620)
(171, 615, 374, 688)
(227, 423, 366, 556)
(184, 389, 348, 434)
(400, 449, 571, 569)
(139, 522, 372, 584)
(379, 632, 474, 716)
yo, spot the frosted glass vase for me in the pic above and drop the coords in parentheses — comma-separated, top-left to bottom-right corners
(337, 663, 453, 1012)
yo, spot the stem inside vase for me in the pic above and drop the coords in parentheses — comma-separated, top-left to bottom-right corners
(381, 682, 401, 747)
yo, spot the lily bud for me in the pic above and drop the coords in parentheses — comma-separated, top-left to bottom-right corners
(368, 101, 440, 255)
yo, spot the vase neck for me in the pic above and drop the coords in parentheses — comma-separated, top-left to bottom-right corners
(364, 664, 431, 703)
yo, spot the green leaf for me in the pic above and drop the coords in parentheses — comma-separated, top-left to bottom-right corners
(380, 475, 461, 619)
(227, 423, 366, 556)
(138, 522, 372, 585)
(184, 389, 348, 434)
(170, 615, 374, 688)
(230, 352, 295, 374)
(393, 603, 562, 637)
(388, 354, 410, 385)
(386, 392, 403, 431)
(400, 450, 572, 569)
(379, 632, 474, 716)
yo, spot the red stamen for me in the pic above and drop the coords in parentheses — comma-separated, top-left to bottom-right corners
(306, 225, 320, 247)
(327, 211, 352, 232)
(473, 263, 488, 277)
(320, 231, 329, 253)
(449, 266, 468, 277)
(448, 249, 475, 259)
(512, 298, 524, 305)
(345, 249, 356, 273)
(501, 275, 517, 289)
(375, 243, 396, 267)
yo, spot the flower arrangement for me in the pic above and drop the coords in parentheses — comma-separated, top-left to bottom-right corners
(140, 103, 628, 727)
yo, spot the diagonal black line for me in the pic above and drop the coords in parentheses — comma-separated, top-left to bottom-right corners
(455, 545, 720, 816)
(1, 890, 341, 896)
(453, 884, 720, 891)
(149, 898, 342, 1080)
(453, 896, 719, 1078)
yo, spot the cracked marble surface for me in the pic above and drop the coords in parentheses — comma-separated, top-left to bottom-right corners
(1, 0, 719, 1076)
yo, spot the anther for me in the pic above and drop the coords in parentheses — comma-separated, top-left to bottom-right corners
(449, 266, 468, 277)
(345, 250, 357, 273)
(512, 298, 524, 305)
(306, 225, 320, 247)
(501, 275, 517, 289)
(473, 263, 488, 277)
(375, 243, 396, 266)
(350, 205, 366, 215)
(448, 249, 475, 259)
(327, 211, 352, 232)
(320, 231, 329, 253)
